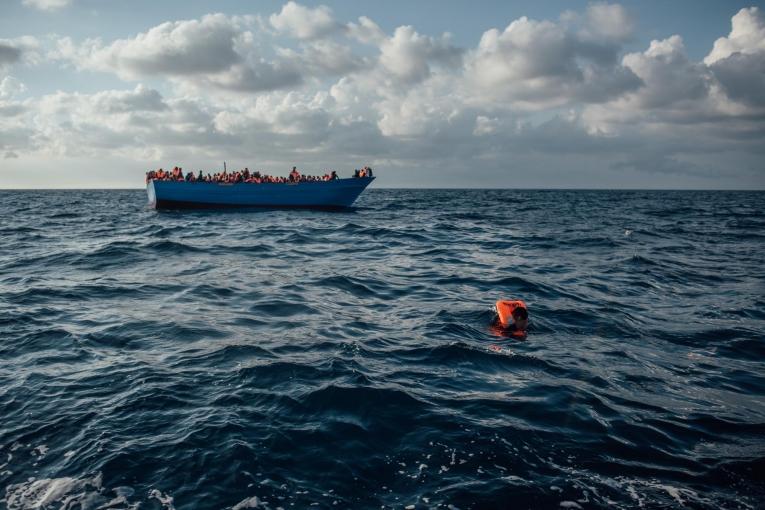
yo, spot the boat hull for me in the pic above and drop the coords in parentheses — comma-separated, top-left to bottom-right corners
(147, 177, 374, 210)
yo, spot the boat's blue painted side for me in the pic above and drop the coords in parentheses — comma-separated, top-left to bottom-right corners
(147, 177, 374, 209)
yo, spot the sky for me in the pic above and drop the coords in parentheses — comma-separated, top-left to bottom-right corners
(1, 0, 764, 189)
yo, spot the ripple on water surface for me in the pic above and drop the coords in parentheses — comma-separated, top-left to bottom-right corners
(0, 189, 764, 509)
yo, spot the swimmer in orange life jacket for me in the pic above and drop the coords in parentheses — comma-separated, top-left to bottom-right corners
(494, 299, 529, 339)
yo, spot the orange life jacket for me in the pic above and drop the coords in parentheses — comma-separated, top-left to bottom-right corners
(495, 299, 527, 329)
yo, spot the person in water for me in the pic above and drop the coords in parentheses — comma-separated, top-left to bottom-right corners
(507, 306, 528, 334)
(493, 299, 529, 339)
(488, 301, 528, 352)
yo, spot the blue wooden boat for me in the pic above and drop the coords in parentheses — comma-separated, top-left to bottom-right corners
(147, 176, 375, 210)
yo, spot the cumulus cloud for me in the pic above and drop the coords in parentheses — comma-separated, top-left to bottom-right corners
(5, 2, 765, 188)
(0, 37, 42, 68)
(22, 0, 70, 11)
(376, 89, 446, 137)
(0, 85, 236, 159)
(0, 76, 26, 99)
(579, 25, 765, 178)
(269, 2, 342, 40)
(54, 14, 302, 92)
(59, 15, 246, 77)
(709, 52, 765, 108)
(379, 26, 462, 84)
(0, 102, 27, 117)
(91, 84, 168, 113)
(277, 40, 367, 77)
(622, 36, 709, 109)
(464, 14, 640, 109)
(347, 16, 386, 46)
(581, 35, 712, 133)
(705, 7, 765, 65)
(580, 2, 635, 43)
(704, 7, 765, 109)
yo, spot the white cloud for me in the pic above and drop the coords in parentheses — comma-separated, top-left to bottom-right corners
(581, 35, 711, 134)
(61, 15, 246, 78)
(621, 35, 709, 109)
(705, 7, 765, 65)
(54, 15, 305, 93)
(581, 2, 635, 42)
(4, 3, 764, 188)
(277, 40, 367, 77)
(214, 90, 334, 143)
(473, 115, 500, 136)
(347, 16, 386, 46)
(91, 84, 168, 113)
(22, 0, 70, 11)
(704, 7, 765, 109)
(0, 85, 234, 159)
(0, 36, 42, 68)
(269, 2, 342, 40)
(464, 15, 640, 109)
(0, 76, 26, 98)
(580, 28, 765, 167)
(379, 26, 462, 84)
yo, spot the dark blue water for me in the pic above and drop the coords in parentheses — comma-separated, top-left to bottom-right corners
(1, 189, 764, 509)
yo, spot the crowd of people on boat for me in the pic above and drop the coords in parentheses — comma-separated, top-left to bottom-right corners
(146, 165, 373, 184)
(353, 167, 373, 178)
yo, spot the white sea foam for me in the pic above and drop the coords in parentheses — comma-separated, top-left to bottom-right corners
(148, 489, 176, 509)
(4, 473, 102, 509)
(655, 484, 695, 506)
(232, 495, 263, 509)
(32, 445, 49, 456)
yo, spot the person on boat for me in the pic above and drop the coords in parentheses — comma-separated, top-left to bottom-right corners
(330, 170, 338, 180)
(289, 166, 301, 182)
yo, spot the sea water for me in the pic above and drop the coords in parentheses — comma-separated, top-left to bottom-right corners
(1, 189, 763, 509)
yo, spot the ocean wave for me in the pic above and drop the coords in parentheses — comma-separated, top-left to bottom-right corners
(1, 189, 763, 508)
